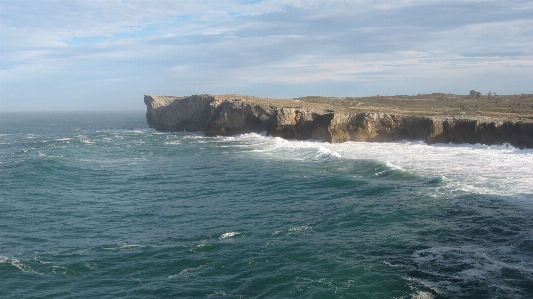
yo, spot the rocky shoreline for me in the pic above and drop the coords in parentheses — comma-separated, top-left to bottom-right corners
(144, 94, 533, 149)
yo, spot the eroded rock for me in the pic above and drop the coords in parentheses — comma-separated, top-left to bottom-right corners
(144, 94, 533, 149)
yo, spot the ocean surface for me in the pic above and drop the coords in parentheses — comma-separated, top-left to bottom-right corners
(1, 111, 532, 299)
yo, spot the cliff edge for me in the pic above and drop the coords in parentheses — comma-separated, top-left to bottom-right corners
(145, 94, 533, 149)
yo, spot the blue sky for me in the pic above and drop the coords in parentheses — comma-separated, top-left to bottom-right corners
(1, 0, 532, 111)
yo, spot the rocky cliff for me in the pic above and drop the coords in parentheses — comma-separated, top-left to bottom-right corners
(145, 94, 533, 149)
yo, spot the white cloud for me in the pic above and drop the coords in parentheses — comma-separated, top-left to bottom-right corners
(1, 0, 532, 110)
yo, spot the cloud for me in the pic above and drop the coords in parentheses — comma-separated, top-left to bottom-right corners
(1, 0, 532, 111)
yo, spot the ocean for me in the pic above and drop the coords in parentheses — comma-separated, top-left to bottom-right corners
(1, 111, 532, 299)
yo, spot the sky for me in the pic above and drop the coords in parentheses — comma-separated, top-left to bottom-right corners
(1, 0, 532, 111)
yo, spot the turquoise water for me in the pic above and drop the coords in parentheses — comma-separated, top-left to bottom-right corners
(1, 111, 532, 298)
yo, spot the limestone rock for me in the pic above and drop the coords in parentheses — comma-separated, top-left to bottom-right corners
(205, 100, 277, 136)
(144, 94, 214, 131)
(144, 94, 533, 149)
(270, 108, 334, 141)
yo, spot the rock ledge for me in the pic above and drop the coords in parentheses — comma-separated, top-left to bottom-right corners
(145, 94, 533, 149)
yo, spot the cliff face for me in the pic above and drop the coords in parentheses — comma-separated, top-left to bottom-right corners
(144, 94, 533, 149)
(144, 94, 214, 131)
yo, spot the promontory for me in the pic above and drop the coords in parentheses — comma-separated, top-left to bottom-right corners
(144, 93, 533, 149)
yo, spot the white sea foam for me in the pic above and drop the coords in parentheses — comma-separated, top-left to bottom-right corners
(81, 139, 94, 144)
(178, 268, 195, 275)
(411, 291, 435, 299)
(329, 141, 533, 197)
(102, 243, 144, 250)
(382, 260, 400, 268)
(223, 134, 533, 197)
(168, 265, 206, 278)
(242, 134, 343, 163)
(52, 265, 69, 275)
(1, 256, 40, 274)
(289, 224, 310, 232)
(164, 141, 181, 145)
(119, 244, 144, 249)
(10, 259, 28, 272)
(219, 232, 240, 239)
(84, 263, 98, 269)
(190, 242, 211, 252)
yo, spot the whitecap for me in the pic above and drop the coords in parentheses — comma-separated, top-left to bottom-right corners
(102, 243, 144, 250)
(174, 133, 533, 197)
(311, 145, 342, 162)
(129, 129, 152, 134)
(219, 232, 240, 239)
(51, 265, 69, 274)
(168, 265, 206, 279)
(411, 291, 435, 299)
(190, 243, 210, 252)
(382, 260, 400, 268)
(164, 141, 181, 145)
(3, 257, 41, 274)
(288, 224, 310, 232)
(80, 139, 94, 144)
(10, 259, 28, 271)
(84, 263, 98, 269)
(119, 244, 143, 249)
(328, 140, 533, 197)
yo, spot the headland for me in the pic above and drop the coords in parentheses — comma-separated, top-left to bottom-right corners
(144, 93, 533, 149)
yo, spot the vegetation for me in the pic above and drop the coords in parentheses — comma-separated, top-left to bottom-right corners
(217, 92, 533, 122)
(292, 93, 533, 122)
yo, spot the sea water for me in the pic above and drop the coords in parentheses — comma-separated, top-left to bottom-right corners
(1, 111, 532, 298)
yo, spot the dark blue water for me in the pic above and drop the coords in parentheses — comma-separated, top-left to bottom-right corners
(1, 112, 532, 298)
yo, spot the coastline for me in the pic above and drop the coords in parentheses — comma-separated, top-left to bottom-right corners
(144, 94, 533, 149)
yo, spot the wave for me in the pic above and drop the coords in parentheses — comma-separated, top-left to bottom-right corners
(206, 134, 448, 188)
(330, 140, 533, 197)
(0, 255, 41, 274)
(410, 245, 533, 298)
(102, 243, 145, 250)
(208, 134, 532, 197)
(219, 232, 241, 240)
(4, 126, 531, 198)
(168, 265, 207, 279)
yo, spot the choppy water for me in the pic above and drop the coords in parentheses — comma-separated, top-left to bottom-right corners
(1, 111, 532, 298)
